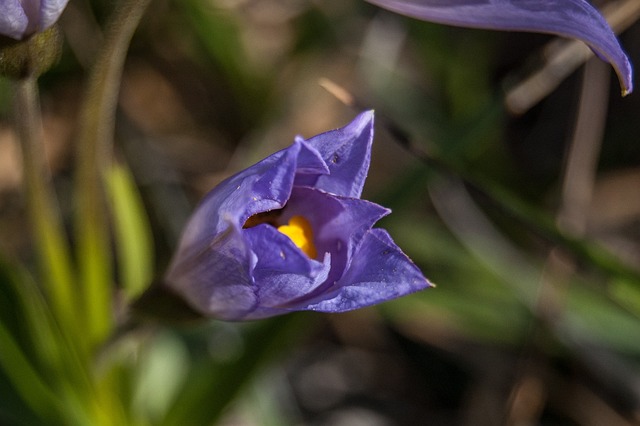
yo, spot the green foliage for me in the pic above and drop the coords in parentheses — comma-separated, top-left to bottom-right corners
(107, 163, 154, 299)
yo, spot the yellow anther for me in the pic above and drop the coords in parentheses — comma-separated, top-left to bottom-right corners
(277, 215, 318, 259)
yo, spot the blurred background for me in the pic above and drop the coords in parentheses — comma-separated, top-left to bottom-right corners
(1, 0, 640, 424)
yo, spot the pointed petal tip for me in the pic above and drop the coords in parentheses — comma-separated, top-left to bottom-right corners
(361, 109, 375, 119)
(415, 275, 434, 291)
(349, 109, 375, 131)
(610, 48, 633, 95)
(620, 68, 633, 96)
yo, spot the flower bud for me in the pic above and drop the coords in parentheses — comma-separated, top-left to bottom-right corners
(164, 112, 432, 321)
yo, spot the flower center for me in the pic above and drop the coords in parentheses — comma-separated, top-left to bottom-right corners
(277, 215, 317, 259)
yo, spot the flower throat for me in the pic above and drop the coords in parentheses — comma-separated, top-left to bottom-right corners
(244, 211, 318, 259)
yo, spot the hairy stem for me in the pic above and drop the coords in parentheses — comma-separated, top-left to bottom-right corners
(74, 0, 152, 349)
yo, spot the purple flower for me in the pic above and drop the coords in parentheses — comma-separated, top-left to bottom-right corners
(0, 0, 69, 40)
(165, 111, 431, 320)
(367, 0, 633, 94)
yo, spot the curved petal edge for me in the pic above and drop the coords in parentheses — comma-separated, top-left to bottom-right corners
(366, 0, 633, 94)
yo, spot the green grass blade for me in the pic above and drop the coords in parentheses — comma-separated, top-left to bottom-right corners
(106, 162, 154, 299)
(0, 321, 64, 423)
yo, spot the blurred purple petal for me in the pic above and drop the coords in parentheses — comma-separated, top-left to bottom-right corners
(39, 0, 69, 31)
(0, 0, 69, 39)
(367, 0, 633, 94)
(0, 0, 29, 39)
(166, 222, 258, 319)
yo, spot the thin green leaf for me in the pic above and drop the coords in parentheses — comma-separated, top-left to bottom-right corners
(106, 162, 154, 299)
(0, 321, 64, 423)
(0, 258, 101, 425)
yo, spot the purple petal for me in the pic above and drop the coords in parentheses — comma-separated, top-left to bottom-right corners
(367, 0, 633, 94)
(296, 138, 330, 175)
(172, 141, 301, 262)
(166, 222, 258, 320)
(39, 0, 70, 32)
(296, 110, 375, 197)
(163, 111, 432, 321)
(165, 143, 305, 319)
(241, 224, 332, 319)
(0, 0, 29, 39)
(0, 0, 69, 39)
(283, 187, 390, 285)
(303, 229, 432, 312)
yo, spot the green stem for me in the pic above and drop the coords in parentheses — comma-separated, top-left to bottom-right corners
(74, 0, 152, 349)
(13, 77, 77, 333)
